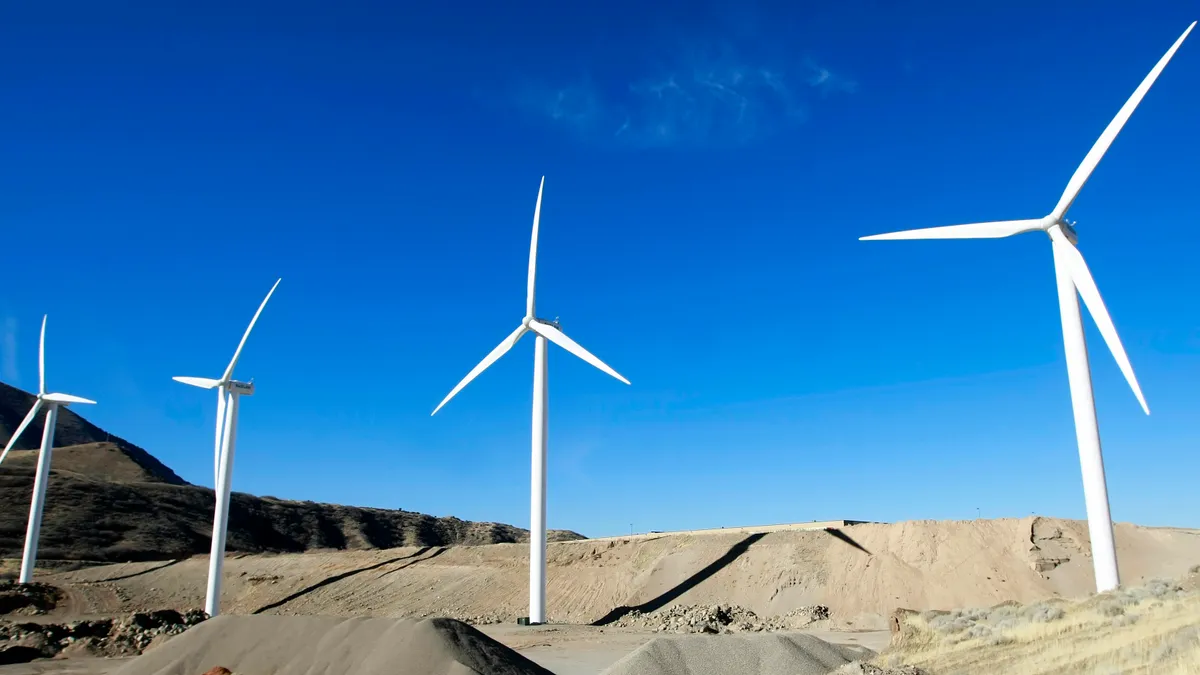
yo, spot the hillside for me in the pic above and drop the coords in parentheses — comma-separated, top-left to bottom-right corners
(0, 382, 185, 485)
(0, 382, 584, 562)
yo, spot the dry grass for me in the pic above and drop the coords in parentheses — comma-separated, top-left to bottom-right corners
(880, 578, 1200, 674)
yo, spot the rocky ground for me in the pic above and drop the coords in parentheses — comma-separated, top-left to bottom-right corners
(0, 608, 206, 664)
(0, 583, 62, 617)
(0, 579, 207, 665)
(606, 603, 832, 634)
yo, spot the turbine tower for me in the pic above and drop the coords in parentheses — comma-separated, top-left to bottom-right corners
(859, 22, 1195, 593)
(0, 316, 96, 583)
(174, 278, 280, 616)
(431, 176, 629, 625)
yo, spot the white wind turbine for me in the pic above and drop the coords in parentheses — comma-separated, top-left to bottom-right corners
(0, 316, 96, 583)
(860, 22, 1195, 593)
(431, 176, 629, 625)
(173, 278, 280, 616)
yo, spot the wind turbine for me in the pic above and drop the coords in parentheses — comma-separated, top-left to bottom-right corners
(431, 176, 629, 625)
(0, 316, 95, 583)
(173, 278, 280, 616)
(859, 22, 1195, 593)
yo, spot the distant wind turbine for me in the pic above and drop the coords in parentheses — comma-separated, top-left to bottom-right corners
(173, 278, 280, 616)
(431, 177, 629, 625)
(859, 22, 1195, 593)
(0, 316, 96, 583)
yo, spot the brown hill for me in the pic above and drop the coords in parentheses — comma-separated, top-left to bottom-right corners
(0, 383, 584, 563)
(0, 382, 185, 486)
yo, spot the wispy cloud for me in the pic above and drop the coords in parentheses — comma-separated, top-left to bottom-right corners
(804, 58, 858, 96)
(506, 42, 855, 149)
(2, 317, 18, 385)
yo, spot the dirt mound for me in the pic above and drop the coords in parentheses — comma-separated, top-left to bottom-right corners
(110, 615, 554, 675)
(44, 518, 1200, 626)
(600, 632, 875, 675)
(0, 608, 207, 664)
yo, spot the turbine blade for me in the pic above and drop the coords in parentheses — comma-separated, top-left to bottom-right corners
(860, 219, 1044, 241)
(173, 376, 222, 389)
(222, 278, 281, 382)
(1051, 21, 1196, 219)
(214, 387, 227, 487)
(38, 315, 47, 395)
(0, 401, 43, 467)
(431, 324, 528, 416)
(527, 176, 545, 319)
(1050, 229, 1149, 414)
(42, 393, 96, 405)
(528, 320, 630, 385)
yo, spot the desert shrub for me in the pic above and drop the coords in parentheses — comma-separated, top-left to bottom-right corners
(956, 607, 990, 622)
(1022, 602, 1065, 623)
(986, 604, 1017, 620)
(993, 617, 1022, 632)
(928, 615, 974, 634)
(963, 624, 993, 640)
(1133, 579, 1182, 601)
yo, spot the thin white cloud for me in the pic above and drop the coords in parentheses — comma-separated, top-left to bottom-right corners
(804, 58, 858, 96)
(2, 317, 18, 385)
(507, 44, 855, 149)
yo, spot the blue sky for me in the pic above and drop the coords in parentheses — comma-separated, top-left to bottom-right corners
(2, 1, 1198, 537)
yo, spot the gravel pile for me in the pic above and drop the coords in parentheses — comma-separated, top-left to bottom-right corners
(832, 663, 928, 675)
(452, 611, 508, 626)
(609, 604, 830, 633)
(0, 609, 207, 663)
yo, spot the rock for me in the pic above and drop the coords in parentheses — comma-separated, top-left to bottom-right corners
(10, 631, 50, 652)
(889, 608, 921, 646)
(202, 667, 233, 675)
(56, 639, 101, 659)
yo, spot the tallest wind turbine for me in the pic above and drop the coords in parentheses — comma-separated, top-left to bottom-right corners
(432, 176, 629, 625)
(860, 22, 1195, 593)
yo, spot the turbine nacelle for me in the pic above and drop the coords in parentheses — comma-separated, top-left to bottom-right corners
(229, 380, 255, 396)
(1059, 219, 1080, 246)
